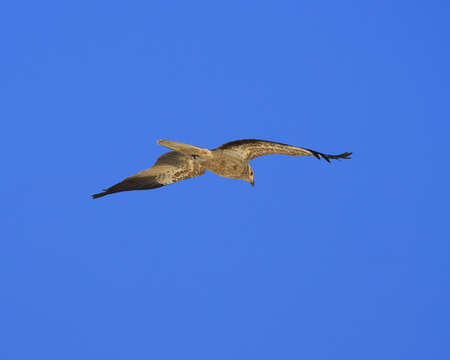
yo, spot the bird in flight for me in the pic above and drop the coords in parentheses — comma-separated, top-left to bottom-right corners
(92, 139, 351, 198)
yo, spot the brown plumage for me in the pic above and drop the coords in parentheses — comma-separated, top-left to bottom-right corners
(92, 139, 351, 198)
(92, 151, 205, 199)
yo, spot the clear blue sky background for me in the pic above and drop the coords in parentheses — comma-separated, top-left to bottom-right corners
(1, 1, 449, 359)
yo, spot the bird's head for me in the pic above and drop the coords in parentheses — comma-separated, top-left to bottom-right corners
(247, 164, 255, 187)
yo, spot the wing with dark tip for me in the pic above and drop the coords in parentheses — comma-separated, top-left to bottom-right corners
(217, 139, 352, 162)
(92, 151, 206, 199)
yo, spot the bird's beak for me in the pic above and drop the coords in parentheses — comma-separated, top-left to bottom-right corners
(250, 179, 255, 187)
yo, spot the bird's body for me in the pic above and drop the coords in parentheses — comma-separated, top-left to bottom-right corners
(92, 139, 351, 198)
(204, 151, 249, 180)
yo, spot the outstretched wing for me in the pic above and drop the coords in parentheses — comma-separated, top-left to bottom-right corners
(92, 151, 206, 199)
(217, 139, 352, 162)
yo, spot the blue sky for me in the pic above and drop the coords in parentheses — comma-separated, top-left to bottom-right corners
(1, 1, 449, 359)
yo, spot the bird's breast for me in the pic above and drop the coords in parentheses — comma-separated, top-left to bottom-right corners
(205, 155, 246, 179)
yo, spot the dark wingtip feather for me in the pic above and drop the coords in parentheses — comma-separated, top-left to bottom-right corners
(338, 152, 352, 159)
(309, 149, 352, 162)
(92, 192, 107, 199)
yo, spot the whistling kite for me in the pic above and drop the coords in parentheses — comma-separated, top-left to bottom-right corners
(92, 139, 351, 198)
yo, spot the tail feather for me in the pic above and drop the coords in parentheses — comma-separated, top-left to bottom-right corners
(157, 139, 213, 159)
